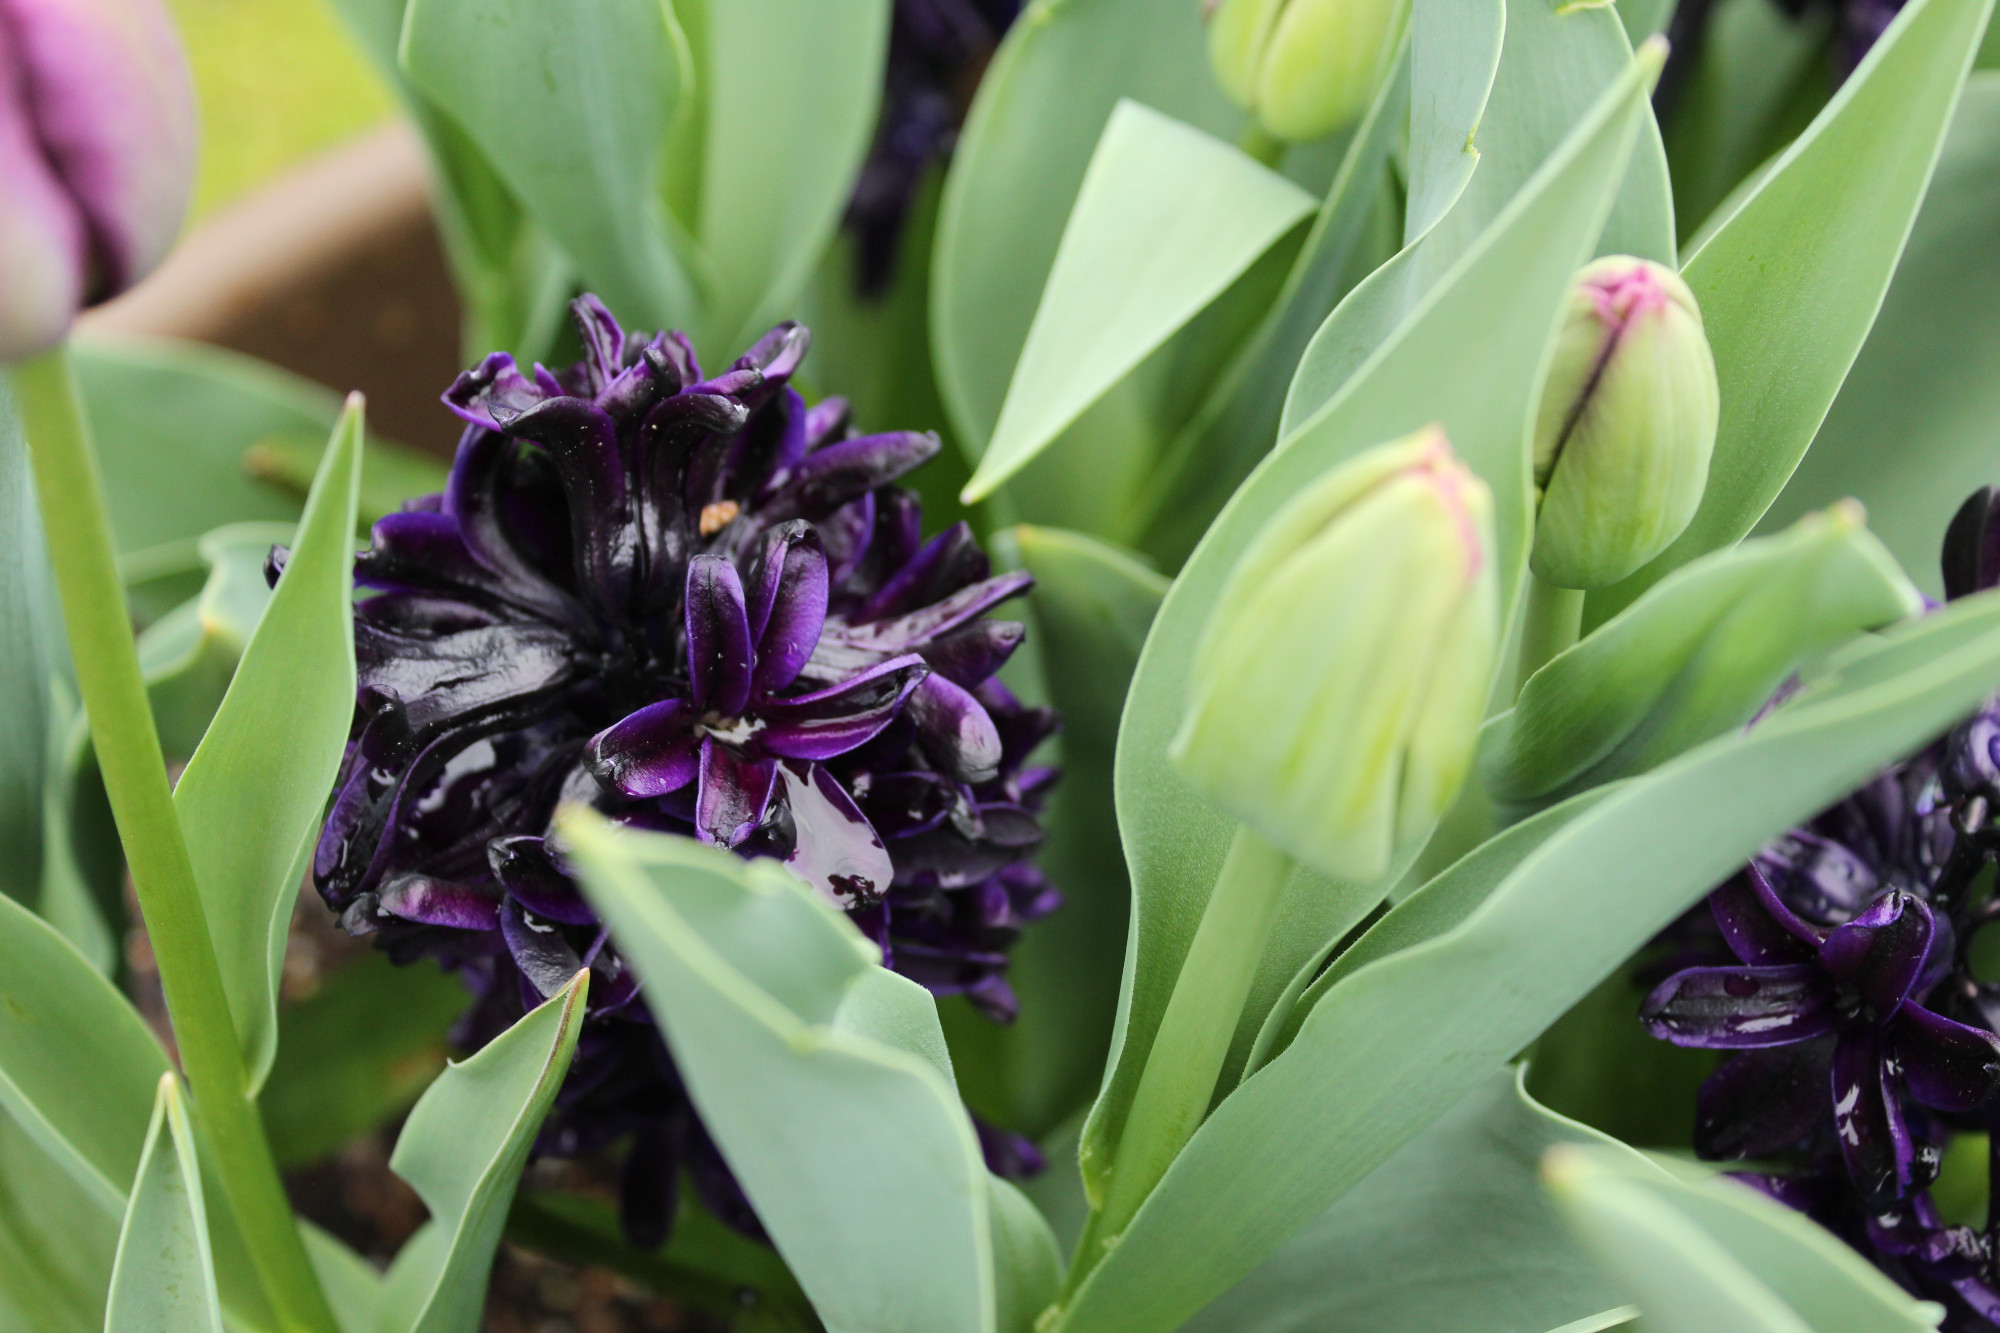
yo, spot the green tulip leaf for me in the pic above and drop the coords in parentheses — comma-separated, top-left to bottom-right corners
(138, 523, 289, 761)
(1544, 1147, 1941, 1333)
(1588, 0, 1996, 626)
(259, 954, 469, 1169)
(381, 971, 588, 1333)
(104, 1076, 222, 1333)
(1404, 0, 1505, 242)
(562, 814, 1054, 1333)
(242, 430, 448, 528)
(1483, 505, 1922, 806)
(1053, 590, 2000, 1333)
(173, 400, 362, 1093)
(1183, 1066, 1638, 1333)
(0, 1112, 121, 1333)
(1760, 74, 2000, 597)
(1280, 3, 1672, 442)
(960, 101, 1314, 504)
(401, 0, 698, 332)
(1077, 45, 1659, 1216)
(947, 527, 1166, 1138)
(1129, 41, 1410, 567)
(0, 889, 168, 1217)
(931, 0, 1243, 454)
(693, 0, 892, 354)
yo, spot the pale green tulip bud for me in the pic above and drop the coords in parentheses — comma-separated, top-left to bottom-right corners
(1531, 255, 1721, 591)
(1203, 0, 1401, 144)
(1171, 427, 1499, 882)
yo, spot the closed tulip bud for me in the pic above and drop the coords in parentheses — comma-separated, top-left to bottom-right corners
(0, 0, 197, 361)
(1171, 427, 1499, 882)
(1204, 0, 1400, 144)
(1531, 255, 1721, 591)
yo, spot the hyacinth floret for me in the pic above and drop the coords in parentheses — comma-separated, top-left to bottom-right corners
(1640, 486, 2000, 1329)
(300, 295, 1059, 1244)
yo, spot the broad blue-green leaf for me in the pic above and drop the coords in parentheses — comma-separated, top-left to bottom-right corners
(1544, 1147, 1941, 1333)
(1053, 590, 2000, 1333)
(401, 0, 697, 333)
(260, 954, 469, 1169)
(1483, 506, 1921, 806)
(1589, 0, 1996, 626)
(960, 102, 1314, 504)
(944, 527, 1165, 1138)
(1128, 43, 1408, 567)
(105, 1076, 222, 1333)
(381, 972, 587, 1333)
(1184, 1067, 1636, 1333)
(0, 1112, 119, 1333)
(0, 889, 168, 1215)
(562, 815, 1020, 1333)
(174, 400, 362, 1092)
(1404, 0, 1504, 242)
(1258, 784, 1623, 1072)
(1758, 75, 2000, 597)
(1280, 3, 1672, 440)
(931, 0, 1242, 454)
(1077, 47, 1659, 1213)
(694, 0, 891, 353)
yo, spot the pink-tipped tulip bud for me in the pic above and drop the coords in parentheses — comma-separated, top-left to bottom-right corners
(0, 0, 197, 360)
(1531, 256, 1721, 591)
(1172, 427, 1499, 882)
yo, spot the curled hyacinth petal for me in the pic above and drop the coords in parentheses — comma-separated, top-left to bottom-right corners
(778, 762, 892, 905)
(746, 522, 829, 697)
(687, 555, 756, 718)
(1694, 1041, 1834, 1160)
(316, 299, 1056, 1252)
(378, 875, 502, 932)
(1943, 486, 2000, 601)
(1816, 892, 1933, 1018)
(907, 673, 1004, 784)
(588, 701, 700, 800)
(695, 739, 779, 848)
(1640, 964, 1837, 1048)
(1893, 1004, 2000, 1113)
(1831, 1026, 1922, 1208)
(1709, 871, 1819, 965)
(756, 656, 929, 760)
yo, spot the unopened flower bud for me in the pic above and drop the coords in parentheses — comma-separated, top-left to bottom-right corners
(0, 0, 197, 360)
(1204, 0, 1400, 144)
(1531, 256, 1720, 590)
(1171, 427, 1499, 881)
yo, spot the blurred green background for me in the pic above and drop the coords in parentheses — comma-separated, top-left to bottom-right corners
(168, 0, 395, 218)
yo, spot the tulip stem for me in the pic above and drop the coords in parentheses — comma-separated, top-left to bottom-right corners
(1093, 826, 1293, 1244)
(1238, 123, 1288, 168)
(1516, 575, 1585, 693)
(11, 346, 339, 1333)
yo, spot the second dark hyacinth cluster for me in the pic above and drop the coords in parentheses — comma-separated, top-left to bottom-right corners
(1641, 489, 2000, 1329)
(300, 296, 1059, 1244)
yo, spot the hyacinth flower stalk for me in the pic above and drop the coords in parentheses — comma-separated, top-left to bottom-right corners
(315, 294, 1059, 1245)
(1089, 429, 1498, 1246)
(1, 6, 341, 1331)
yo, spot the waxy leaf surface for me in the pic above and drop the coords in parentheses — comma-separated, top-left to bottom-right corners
(104, 1076, 222, 1333)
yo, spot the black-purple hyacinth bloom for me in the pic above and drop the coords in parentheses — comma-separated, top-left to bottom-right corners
(1639, 486, 2000, 1329)
(309, 295, 1058, 1244)
(845, 0, 1022, 294)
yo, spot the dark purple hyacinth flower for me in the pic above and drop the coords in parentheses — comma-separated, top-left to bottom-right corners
(844, 0, 1022, 294)
(306, 295, 1059, 1246)
(1658, 0, 1904, 118)
(1639, 486, 2000, 1329)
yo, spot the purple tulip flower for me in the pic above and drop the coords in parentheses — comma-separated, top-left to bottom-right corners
(0, 0, 196, 359)
(309, 296, 1059, 1246)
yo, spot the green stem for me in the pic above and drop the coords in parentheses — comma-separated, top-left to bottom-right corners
(1237, 122, 1288, 168)
(12, 347, 338, 1333)
(1094, 828, 1293, 1242)
(1515, 574, 1585, 695)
